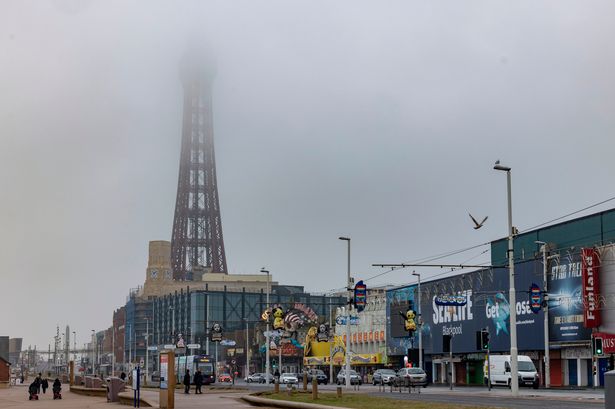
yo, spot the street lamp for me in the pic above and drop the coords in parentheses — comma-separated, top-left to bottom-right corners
(493, 161, 519, 396)
(338, 236, 352, 389)
(91, 330, 96, 376)
(243, 318, 249, 380)
(412, 272, 422, 370)
(535, 240, 553, 388)
(260, 268, 271, 384)
(72, 331, 76, 362)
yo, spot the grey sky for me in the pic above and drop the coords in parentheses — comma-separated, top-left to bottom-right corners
(2, 0, 614, 349)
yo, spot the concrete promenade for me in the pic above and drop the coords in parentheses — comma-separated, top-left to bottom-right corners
(0, 385, 272, 409)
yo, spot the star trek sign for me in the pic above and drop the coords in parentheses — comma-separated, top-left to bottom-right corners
(581, 248, 601, 328)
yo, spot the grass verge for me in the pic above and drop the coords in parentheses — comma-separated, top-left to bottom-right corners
(262, 391, 502, 409)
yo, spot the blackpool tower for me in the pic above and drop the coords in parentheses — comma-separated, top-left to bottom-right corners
(170, 50, 228, 280)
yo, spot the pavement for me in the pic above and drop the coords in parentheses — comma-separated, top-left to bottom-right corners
(0, 384, 274, 409)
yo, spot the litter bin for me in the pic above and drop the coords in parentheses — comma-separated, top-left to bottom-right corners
(106, 377, 125, 402)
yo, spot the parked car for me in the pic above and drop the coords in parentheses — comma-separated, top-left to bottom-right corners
(262, 373, 274, 384)
(218, 373, 232, 383)
(245, 373, 265, 383)
(372, 369, 397, 385)
(306, 369, 328, 385)
(395, 368, 428, 387)
(336, 369, 362, 385)
(280, 373, 299, 384)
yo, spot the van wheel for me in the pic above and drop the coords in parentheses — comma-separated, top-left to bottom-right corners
(533, 382, 539, 390)
(507, 380, 511, 388)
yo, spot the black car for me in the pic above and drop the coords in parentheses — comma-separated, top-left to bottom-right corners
(306, 369, 328, 385)
(372, 369, 397, 385)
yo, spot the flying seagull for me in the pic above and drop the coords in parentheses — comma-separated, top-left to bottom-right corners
(469, 213, 488, 230)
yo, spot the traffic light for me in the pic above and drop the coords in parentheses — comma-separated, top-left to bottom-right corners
(443, 335, 451, 353)
(482, 331, 490, 350)
(593, 337, 604, 356)
(476, 330, 490, 350)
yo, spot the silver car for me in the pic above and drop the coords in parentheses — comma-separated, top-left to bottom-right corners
(336, 369, 362, 385)
(395, 368, 428, 387)
(280, 373, 299, 384)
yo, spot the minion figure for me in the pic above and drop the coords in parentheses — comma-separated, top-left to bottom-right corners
(273, 307, 285, 330)
(400, 308, 416, 334)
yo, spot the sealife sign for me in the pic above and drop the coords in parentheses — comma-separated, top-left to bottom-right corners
(434, 294, 468, 306)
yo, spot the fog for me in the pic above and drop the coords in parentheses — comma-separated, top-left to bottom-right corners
(2, 0, 615, 348)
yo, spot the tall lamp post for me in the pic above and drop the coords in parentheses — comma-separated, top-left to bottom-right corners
(260, 268, 271, 384)
(91, 330, 96, 375)
(338, 236, 352, 389)
(494, 161, 519, 396)
(412, 272, 422, 369)
(72, 331, 76, 361)
(536, 241, 551, 388)
(243, 318, 249, 379)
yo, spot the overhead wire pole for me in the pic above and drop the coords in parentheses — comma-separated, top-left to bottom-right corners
(260, 269, 271, 384)
(494, 161, 519, 397)
(339, 237, 352, 389)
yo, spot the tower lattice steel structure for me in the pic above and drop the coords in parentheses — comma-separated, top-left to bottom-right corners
(171, 54, 228, 280)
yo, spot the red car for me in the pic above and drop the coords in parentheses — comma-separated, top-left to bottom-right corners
(218, 373, 232, 383)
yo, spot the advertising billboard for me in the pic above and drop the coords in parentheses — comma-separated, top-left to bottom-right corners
(581, 248, 601, 328)
(387, 260, 545, 356)
(548, 250, 592, 342)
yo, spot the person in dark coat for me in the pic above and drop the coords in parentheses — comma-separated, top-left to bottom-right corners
(35, 373, 42, 393)
(53, 378, 62, 392)
(41, 378, 49, 394)
(120, 372, 126, 381)
(194, 370, 203, 394)
(183, 369, 191, 394)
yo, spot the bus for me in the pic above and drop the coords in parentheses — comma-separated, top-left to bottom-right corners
(175, 355, 216, 385)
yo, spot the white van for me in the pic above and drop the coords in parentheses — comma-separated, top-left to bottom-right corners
(484, 355, 538, 389)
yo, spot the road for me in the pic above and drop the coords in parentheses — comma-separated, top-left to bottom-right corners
(241, 380, 605, 409)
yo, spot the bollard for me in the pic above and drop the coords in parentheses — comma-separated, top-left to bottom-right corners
(605, 370, 615, 408)
(303, 373, 308, 391)
(274, 380, 280, 394)
(312, 377, 318, 400)
(336, 386, 342, 398)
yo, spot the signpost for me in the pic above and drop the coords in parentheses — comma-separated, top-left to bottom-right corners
(159, 351, 175, 409)
(132, 367, 140, 408)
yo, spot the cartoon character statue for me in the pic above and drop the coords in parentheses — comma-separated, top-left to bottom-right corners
(400, 308, 416, 333)
(273, 307, 285, 330)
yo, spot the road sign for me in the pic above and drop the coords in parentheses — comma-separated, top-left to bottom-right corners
(354, 280, 367, 312)
(335, 316, 360, 325)
(220, 339, 236, 346)
(163, 344, 175, 350)
(147, 346, 158, 351)
(187, 343, 201, 349)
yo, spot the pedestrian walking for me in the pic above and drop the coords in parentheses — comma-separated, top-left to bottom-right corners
(35, 373, 42, 394)
(194, 370, 203, 394)
(183, 369, 191, 394)
(41, 378, 49, 394)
